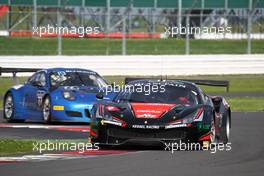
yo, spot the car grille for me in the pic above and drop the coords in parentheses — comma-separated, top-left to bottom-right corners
(107, 126, 188, 140)
(65, 111, 82, 117)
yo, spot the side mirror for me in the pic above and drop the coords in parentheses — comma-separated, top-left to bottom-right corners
(96, 92, 104, 100)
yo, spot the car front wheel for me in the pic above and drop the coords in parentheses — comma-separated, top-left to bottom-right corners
(43, 96, 52, 123)
(222, 114, 230, 144)
(4, 93, 14, 122)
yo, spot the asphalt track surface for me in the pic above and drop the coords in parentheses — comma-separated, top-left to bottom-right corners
(0, 111, 264, 176)
(0, 110, 88, 139)
(0, 127, 88, 139)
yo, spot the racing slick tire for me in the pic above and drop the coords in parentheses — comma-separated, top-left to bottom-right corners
(92, 125, 108, 144)
(3, 92, 24, 123)
(42, 96, 52, 124)
(221, 114, 231, 144)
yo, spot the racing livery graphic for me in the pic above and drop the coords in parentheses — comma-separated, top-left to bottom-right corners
(90, 79, 231, 146)
(3, 68, 114, 123)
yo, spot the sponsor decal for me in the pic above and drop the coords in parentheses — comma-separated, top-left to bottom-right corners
(132, 125, 145, 129)
(165, 123, 191, 129)
(64, 70, 96, 74)
(131, 103, 175, 118)
(53, 105, 64, 111)
(132, 125, 160, 129)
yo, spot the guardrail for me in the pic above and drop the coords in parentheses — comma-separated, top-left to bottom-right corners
(0, 67, 41, 84)
(0, 67, 40, 76)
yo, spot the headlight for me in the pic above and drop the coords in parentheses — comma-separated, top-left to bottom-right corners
(63, 91, 75, 100)
(182, 116, 193, 124)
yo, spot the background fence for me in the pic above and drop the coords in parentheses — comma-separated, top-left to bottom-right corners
(0, 0, 264, 55)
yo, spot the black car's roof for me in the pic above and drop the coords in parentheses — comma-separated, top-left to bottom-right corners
(127, 79, 199, 90)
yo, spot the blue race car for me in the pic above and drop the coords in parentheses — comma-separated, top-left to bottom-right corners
(3, 68, 113, 123)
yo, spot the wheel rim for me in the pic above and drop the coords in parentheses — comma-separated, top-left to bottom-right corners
(226, 116, 230, 140)
(4, 96, 13, 119)
(43, 98, 50, 121)
(210, 119, 216, 143)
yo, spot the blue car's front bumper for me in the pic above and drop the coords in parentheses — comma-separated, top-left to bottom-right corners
(51, 101, 94, 123)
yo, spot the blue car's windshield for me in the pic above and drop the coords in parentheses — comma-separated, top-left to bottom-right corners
(49, 70, 107, 88)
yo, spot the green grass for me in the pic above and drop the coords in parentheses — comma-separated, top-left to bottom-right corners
(1, 37, 264, 55)
(0, 77, 27, 100)
(0, 139, 35, 156)
(227, 97, 264, 112)
(0, 139, 87, 156)
(0, 75, 264, 111)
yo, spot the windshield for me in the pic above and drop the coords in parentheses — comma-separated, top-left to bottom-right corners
(49, 71, 107, 88)
(115, 85, 199, 106)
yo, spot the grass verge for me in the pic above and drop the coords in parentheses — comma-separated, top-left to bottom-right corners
(0, 37, 264, 55)
(0, 139, 87, 156)
(0, 139, 36, 156)
(227, 97, 264, 112)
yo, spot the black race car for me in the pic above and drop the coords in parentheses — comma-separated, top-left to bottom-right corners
(89, 79, 231, 147)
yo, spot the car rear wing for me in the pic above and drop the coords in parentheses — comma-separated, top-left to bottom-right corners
(0, 67, 41, 84)
(124, 77, 230, 92)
